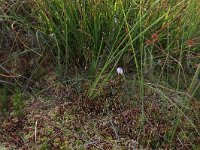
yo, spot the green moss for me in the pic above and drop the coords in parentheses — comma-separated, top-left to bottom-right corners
(12, 88, 24, 117)
(0, 86, 9, 114)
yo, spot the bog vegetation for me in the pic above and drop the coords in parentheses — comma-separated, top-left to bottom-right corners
(0, 0, 200, 149)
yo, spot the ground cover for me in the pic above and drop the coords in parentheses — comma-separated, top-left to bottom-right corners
(0, 0, 200, 149)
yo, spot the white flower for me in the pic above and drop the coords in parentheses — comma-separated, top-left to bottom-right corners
(114, 17, 118, 24)
(117, 67, 123, 75)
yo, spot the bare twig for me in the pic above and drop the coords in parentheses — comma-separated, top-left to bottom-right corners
(34, 120, 38, 146)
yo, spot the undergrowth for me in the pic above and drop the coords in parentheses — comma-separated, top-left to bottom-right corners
(0, 0, 200, 149)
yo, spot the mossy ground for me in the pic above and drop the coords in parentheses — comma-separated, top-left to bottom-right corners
(0, 72, 199, 149)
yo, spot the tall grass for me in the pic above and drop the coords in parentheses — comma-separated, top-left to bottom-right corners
(2, 0, 198, 91)
(0, 0, 200, 148)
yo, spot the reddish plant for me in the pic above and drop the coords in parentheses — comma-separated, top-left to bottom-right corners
(146, 39, 153, 45)
(187, 39, 195, 47)
(151, 33, 159, 41)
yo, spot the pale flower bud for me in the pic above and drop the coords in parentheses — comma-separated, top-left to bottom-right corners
(117, 67, 123, 75)
(114, 17, 118, 24)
